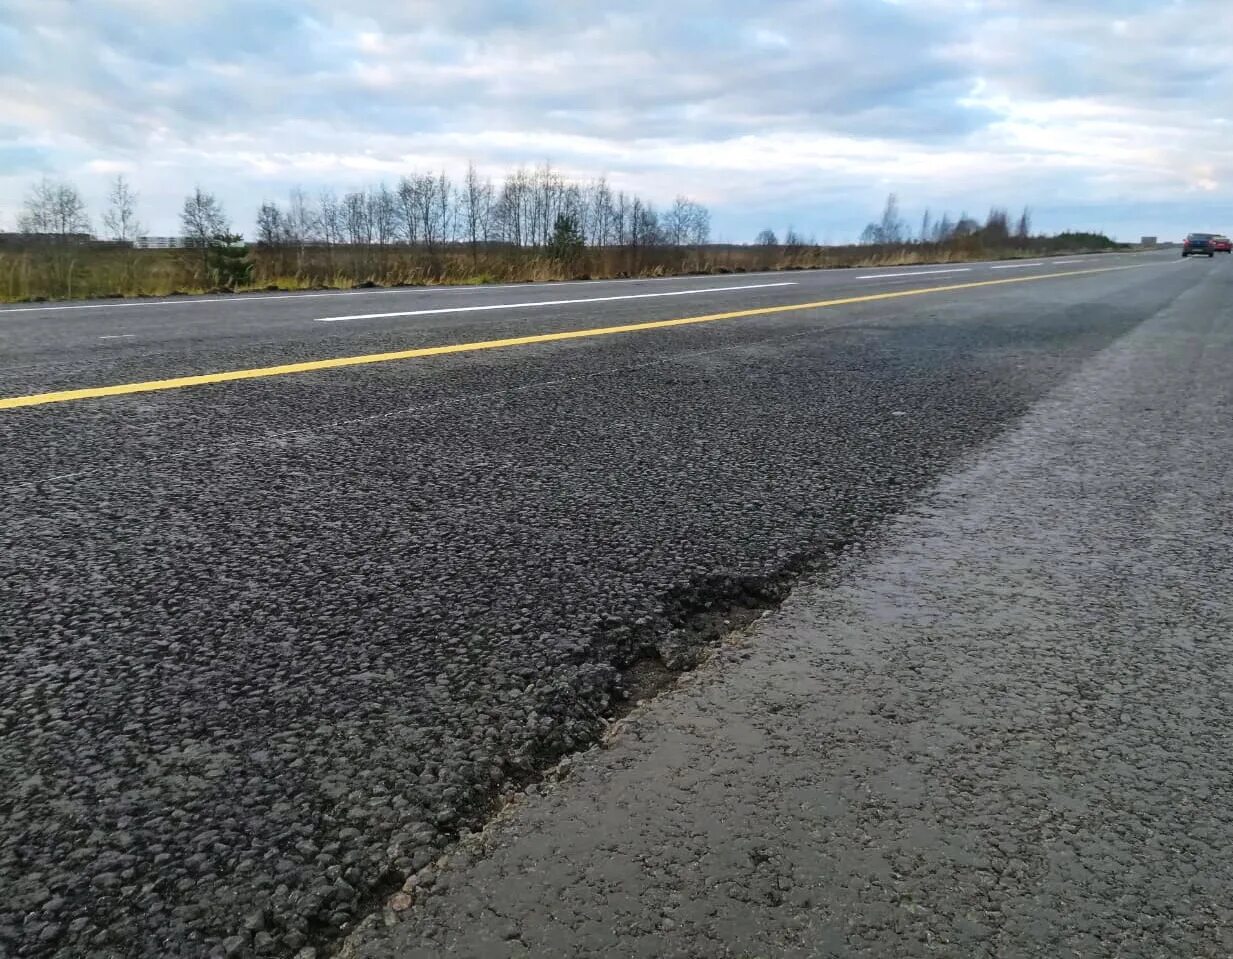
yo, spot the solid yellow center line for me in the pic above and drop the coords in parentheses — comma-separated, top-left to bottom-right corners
(1, 263, 1150, 410)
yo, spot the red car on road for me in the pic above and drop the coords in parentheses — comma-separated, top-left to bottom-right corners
(1213, 235, 1232, 253)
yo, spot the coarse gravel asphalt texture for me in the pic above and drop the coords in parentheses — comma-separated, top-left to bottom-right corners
(353, 252, 1233, 959)
(0, 252, 1211, 958)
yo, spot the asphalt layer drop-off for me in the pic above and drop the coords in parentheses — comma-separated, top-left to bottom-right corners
(0, 253, 1214, 958)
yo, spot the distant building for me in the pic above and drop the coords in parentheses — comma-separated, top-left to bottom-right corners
(1140, 236, 1157, 247)
(135, 236, 189, 249)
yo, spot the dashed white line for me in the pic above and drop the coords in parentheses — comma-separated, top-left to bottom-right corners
(990, 262, 1044, 270)
(854, 268, 972, 280)
(312, 282, 798, 323)
(0, 272, 807, 316)
(0, 285, 535, 315)
(98, 334, 136, 339)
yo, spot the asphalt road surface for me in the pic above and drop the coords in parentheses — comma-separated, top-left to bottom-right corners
(0, 250, 1214, 958)
(354, 250, 1233, 959)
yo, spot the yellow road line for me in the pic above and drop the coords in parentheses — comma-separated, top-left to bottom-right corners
(1, 263, 1149, 410)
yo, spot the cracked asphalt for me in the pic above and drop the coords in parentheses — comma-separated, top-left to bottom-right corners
(0, 252, 1217, 958)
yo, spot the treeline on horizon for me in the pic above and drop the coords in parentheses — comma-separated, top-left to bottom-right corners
(0, 166, 1123, 302)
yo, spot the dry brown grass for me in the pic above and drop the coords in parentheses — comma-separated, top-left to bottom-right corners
(0, 236, 1122, 305)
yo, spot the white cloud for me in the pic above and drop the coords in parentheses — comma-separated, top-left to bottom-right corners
(0, 0, 1229, 241)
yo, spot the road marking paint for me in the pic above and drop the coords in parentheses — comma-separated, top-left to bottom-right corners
(0, 253, 1155, 316)
(854, 268, 971, 280)
(98, 334, 136, 339)
(0, 274, 739, 315)
(0, 289, 450, 315)
(312, 282, 798, 322)
(0, 262, 1161, 410)
(990, 262, 1044, 270)
(0, 272, 825, 316)
(1051, 259, 1085, 265)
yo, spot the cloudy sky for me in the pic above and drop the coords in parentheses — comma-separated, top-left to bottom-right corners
(1, 0, 1229, 242)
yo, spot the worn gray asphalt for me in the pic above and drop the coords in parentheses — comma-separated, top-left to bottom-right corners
(0, 251, 1215, 958)
(355, 257, 1233, 959)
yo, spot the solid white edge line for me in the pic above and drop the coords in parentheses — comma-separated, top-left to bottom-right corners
(990, 262, 1045, 270)
(0, 272, 814, 316)
(0, 251, 1158, 316)
(312, 282, 799, 322)
(854, 268, 972, 279)
(0, 273, 786, 315)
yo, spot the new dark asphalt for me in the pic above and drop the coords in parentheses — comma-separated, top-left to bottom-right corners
(0, 252, 1205, 957)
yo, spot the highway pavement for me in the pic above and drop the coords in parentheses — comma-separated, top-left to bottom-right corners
(0, 249, 1217, 958)
(355, 251, 1233, 959)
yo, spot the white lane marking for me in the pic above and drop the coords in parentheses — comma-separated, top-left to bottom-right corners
(98, 334, 136, 339)
(0, 272, 807, 316)
(0, 284, 552, 315)
(854, 268, 971, 280)
(1051, 259, 1084, 265)
(0, 252, 1158, 317)
(990, 262, 1045, 270)
(312, 282, 798, 323)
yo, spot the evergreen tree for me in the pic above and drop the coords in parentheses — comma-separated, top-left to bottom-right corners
(547, 213, 585, 262)
(208, 232, 252, 288)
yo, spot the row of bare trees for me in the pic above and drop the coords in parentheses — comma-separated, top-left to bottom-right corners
(8, 164, 712, 255)
(254, 163, 711, 255)
(858, 193, 1033, 246)
(13, 176, 146, 244)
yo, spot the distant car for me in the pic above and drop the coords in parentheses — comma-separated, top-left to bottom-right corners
(1212, 235, 1232, 253)
(1182, 233, 1215, 257)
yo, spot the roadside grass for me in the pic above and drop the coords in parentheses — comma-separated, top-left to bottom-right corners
(0, 236, 1126, 305)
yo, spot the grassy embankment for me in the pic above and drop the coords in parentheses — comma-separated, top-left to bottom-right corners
(0, 232, 1125, 304)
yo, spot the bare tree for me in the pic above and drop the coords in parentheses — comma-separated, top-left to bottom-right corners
(878, 193, 905, 244)
(756, 228, 779, 246)
(686, 203, 710, 246)
(286, 187, 318, 245)
(317, 190, 339, 245)
(919, 208, 932, 245)
(663, 197, 692, 246)
(434, 173, 455, 248)
(1015, 206, 1032, 241)
(861, 194, 905, 245)
(784, 228, 807, 252)
(933, 213, 955, 242)
(256, 201, 285, 248)
(613, 191, 629, 247)
(102, 175, 143, 244)
(398, 174, 448, 250)
(19, 178, 91, 240)
(181, 187, 229, 275)
(461, 162, 493, 259)
(342, 191, 371, 246)
(530, 163, 565, 247)
(495, 168, 530, 246)
(629, 198, 659, 249)
(370, 184, 398, 249)
(17, 180, 55, 235)
(585, 177, 615, 246)
(401, 177, 426, 246)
